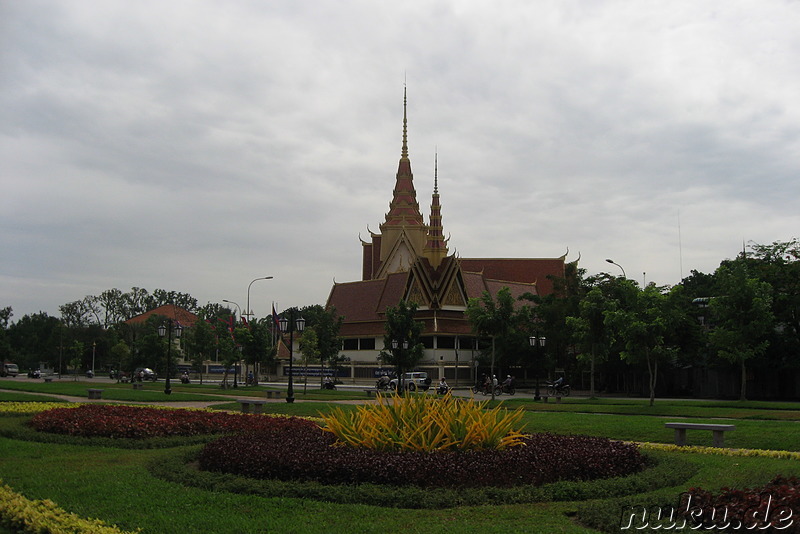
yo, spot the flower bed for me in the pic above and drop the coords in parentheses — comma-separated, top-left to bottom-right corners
(679, 475, 800, 531)
(198, 425, 645, 488)
(29, 404, 312, 439)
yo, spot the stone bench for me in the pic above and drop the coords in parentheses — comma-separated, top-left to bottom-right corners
(364, 389, 377, 398)
(540, 396, 561, 403)
(237, 399, 267, 414)
(87, 389, 104, 400)
(264, 390, 280, 399)
(665, 422, 736, 448)
(43, 377, 53, 383)
(132, 383, 144, 390)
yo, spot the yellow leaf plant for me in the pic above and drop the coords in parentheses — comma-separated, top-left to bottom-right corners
(319, 394, 526, 452)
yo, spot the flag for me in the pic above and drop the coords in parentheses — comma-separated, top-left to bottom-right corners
(272, 304, 281, 328)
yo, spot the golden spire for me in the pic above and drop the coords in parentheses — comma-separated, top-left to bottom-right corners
(401, 85, 409, 160)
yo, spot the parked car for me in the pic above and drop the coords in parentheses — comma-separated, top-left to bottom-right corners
(388, 372, 431, 391)
(133, 368, 157, 381)
(1, 362, 19, 377)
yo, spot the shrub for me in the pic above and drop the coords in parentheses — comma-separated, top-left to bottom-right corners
(29, 404, 314, 439)
(198, 425, 645, 489)
(679, 475, 800, 531)
(0, 479, 138, 533)
(319, 393, 526, 451)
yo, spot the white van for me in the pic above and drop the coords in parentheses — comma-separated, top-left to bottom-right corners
(1, 363, 19, 377)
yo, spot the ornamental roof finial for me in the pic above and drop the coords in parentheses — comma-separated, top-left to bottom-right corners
(401, 84, 409, 160)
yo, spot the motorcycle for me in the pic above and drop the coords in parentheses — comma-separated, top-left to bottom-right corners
(471, 384, 502, 396)
(180, 374, 190, 384)
(375, 378, 391, 392)
(436, 383, 450, 395)
(500, 383, 516, 395)
(545, 380, 571, 397)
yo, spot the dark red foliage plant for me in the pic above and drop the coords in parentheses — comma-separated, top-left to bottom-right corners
(29, 404, 316, 439)
(678, 476, 800, 532)
(198, 429, 645, 489)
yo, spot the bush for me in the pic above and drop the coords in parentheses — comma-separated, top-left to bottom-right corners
(320, 393, 526, 451)
(0, 479, 138, 533)
(198, 425, 645, 489)
(678, 475, 800, 532)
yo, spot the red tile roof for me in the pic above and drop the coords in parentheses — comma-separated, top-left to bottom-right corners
(460, 258, 565, 296)
(124, 304, 200, 328)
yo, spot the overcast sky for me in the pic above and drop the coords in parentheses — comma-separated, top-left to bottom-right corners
(2, 0, 798, 321)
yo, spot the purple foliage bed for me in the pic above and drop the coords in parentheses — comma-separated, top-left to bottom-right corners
(199, 421, 645, 488)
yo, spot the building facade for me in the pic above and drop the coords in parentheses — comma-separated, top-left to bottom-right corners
(326, 91, 571, 384)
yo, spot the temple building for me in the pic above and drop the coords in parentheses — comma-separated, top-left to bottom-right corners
(325, 90, 570, 383)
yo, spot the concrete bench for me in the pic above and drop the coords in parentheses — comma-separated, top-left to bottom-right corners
(43, 377, 53, 383)
(364, 389, 377, 398)
(665, 422, 736, 448)
(132, 383, 144, 390)
(237, 399, 267, 414)
(264, 390, 280, 399)
(540, 396, 561, 403)
(87, 389, 104, 400)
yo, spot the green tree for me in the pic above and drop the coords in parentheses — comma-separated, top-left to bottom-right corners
(217, 332, 238, 389)
(379, 300, 424, 392)
(300, 305, 344, 385)
(566, 286, 613, 398)
(709, 260, 774, 400)
(606, 282, 682, 406)
(0, 307, 12, 363)
(184, 317, 216, 384)
(465, 287, 519, 400)
(109, 341, 131, 382)
(68, 340, 84, 380)
(298, 328, 320, 393)
(747, 239, 800, 366)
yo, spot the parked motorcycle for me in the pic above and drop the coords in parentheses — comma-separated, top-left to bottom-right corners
(545, 380, 571, 397)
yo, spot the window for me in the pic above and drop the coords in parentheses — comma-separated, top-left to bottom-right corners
(437, 336, 456, 349)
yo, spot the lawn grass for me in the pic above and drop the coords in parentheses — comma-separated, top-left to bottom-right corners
(0, 391, 67, 403)
(3, 396, 800, 533)
(496, 396, 800, 420)
(0, 379, 376, 402)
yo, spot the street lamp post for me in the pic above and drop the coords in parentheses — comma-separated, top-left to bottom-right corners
(91, 341, 96, 378)
(245, 276, 273, 386)
(245, 276, 273, 322)
(279, 311, 305, 403)
(454, 336, 459, 388)
(158, 319, 183, 395)
(605, 258, 627, 278)
(529, 335, 546, 401)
